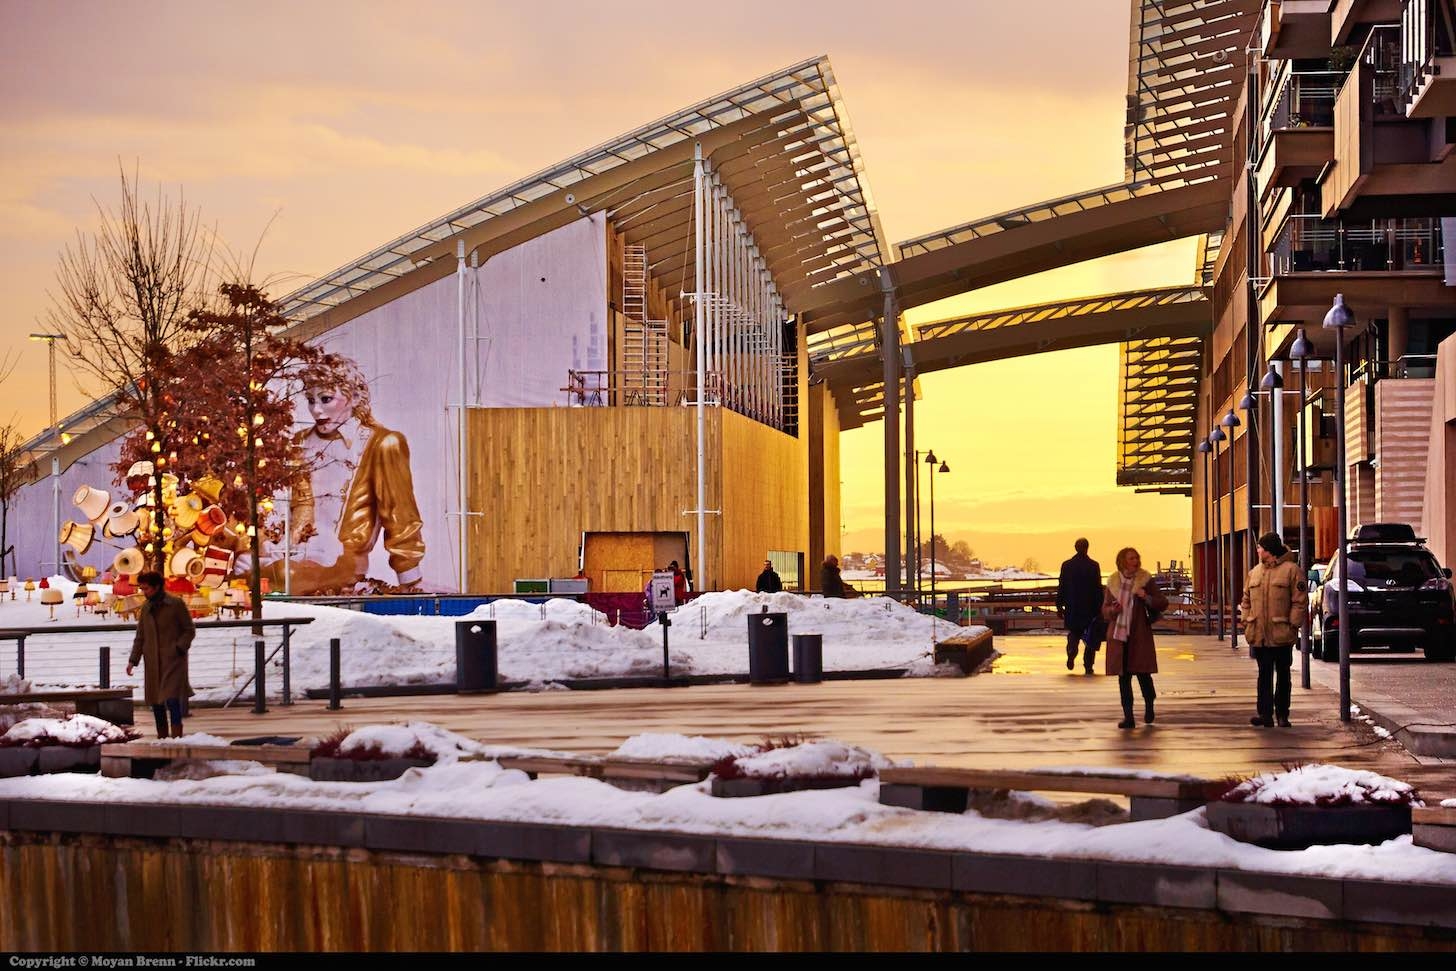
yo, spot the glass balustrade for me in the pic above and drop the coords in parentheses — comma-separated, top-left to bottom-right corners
(1272, 215, 1445, 274)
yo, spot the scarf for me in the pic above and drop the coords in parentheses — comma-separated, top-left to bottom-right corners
(1107, 568, 1150, 643)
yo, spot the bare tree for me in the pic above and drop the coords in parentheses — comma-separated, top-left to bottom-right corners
(46, 164, 215, 570)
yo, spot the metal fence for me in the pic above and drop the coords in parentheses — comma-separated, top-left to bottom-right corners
(0, 618, 314, 707)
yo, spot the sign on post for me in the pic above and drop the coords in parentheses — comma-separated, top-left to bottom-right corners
(648, 572, 677, 612)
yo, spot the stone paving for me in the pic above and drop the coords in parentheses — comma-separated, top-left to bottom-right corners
(185, 633, 1456, 798)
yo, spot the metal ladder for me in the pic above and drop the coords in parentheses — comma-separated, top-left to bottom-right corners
(622, 245, 668, 406)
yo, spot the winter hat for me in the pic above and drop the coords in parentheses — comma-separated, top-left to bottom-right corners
(1258, 532, 1288, 558)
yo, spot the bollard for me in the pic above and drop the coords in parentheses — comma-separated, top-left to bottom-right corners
(658, 611, 672, 681)
(792, 634, 823, 684)
(455, 620, 498, 693)
(747, 612, 790, 685)
(99, 646, 111, 689)
(328, 638, 342, 711)
(253, 639, 267, 714)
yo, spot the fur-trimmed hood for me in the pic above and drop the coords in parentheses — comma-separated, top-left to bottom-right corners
(1106, 567, 1151, 597)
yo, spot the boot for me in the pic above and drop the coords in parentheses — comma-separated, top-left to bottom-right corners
(1118, 706, 1136, 730)
(170, 723, 185, 739)
(1144, 700, 1155, 724)
(1249, 715, 1273, 728)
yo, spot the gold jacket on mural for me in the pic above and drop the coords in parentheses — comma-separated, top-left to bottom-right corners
(291, 422, 426, 585)
(1239, 551, 1309, 648)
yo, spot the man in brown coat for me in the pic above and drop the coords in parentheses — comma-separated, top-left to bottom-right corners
(1240, 532, 1309, 728)
(126, 570, 196, 738)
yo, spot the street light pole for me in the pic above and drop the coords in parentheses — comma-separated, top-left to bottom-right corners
(924, 451, 942, 610)
(1289, 327, 1314, 690)
(29, 333, 64, 580)
(1324, 295, 1354, 722)
(1221, 408, 1242, 648)
(1198, 438, 1214, 635)
(1209, 428, 1226, 640)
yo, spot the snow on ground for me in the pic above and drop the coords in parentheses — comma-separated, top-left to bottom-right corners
(0, 581, 982, 699)
(2, 674, 30, 694)
(1222, 763, 1420, 806)
(1, 713, 133, 746)
(610, 733, 756, 763)
(725, 740, 896, 779)
(1, 727, 1453, 885)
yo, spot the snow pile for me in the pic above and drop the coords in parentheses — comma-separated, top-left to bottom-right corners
(1221, 764, 1421, 807)
(1, 713, 135, 747)
(717, 739, 896, 781)
(1443, 799, 1456, 809)
(154, 760, 276, 782)
(611, 733, 757, 763)
(331, 722, 493, 765)
(141, 732, 231, 747)
(2, 674, 31, 695)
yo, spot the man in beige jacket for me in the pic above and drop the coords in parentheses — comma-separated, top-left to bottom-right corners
(1240, 532, 1309, 728)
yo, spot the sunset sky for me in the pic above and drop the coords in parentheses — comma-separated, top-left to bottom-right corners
(0, 0, 1195, 573)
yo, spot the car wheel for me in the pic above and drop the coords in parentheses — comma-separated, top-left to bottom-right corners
(1320, 629, 1338, 662)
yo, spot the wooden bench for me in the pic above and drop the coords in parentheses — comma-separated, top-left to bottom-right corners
(496, 753, 716, 793)
(0, 688, 134, 726)
(879, 766, 1226, 821)
(100, 740, 311, 779)
(933, 628, 995, 674)
(1413, 806, 1456, 853)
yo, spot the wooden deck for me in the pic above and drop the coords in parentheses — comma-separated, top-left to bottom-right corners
(184, 634, 1456, 797)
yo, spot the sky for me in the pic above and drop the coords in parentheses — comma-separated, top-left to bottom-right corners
(0, 0, 1194, 573)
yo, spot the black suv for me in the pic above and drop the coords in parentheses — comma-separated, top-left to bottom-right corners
(1313, 523, 1456, 662)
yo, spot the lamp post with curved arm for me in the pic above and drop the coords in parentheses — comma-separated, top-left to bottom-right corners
(1288, 327, 1314, 690)
(1324, 295, 1354, 722)
(1221, 408, 1242, 648)
(1209, 427, 1227, 641)
(1198, 438, 1214, 635)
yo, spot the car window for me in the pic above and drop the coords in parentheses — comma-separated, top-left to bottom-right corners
(1345, 549, 1440, 582)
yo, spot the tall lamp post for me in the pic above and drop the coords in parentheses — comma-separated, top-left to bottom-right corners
(28, 332, 64, 580)
(1221, 408, 1242, 648)
(924, 451, 949, 610)
(1209, 427, 1227, 640)
(1197, 438, 1214, 635)
(1288, 327, 1315, 689)
(1324, 294, 1354, 722)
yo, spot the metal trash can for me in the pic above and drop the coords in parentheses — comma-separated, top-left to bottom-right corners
(455, 620, 498, 693)
(747, 612, 790, 684)
(792, 634, 823, 684)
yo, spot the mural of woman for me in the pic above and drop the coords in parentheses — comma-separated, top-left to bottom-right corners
(265, 364, 426, 594)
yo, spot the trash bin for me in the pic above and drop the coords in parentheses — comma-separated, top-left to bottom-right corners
(792, 634, 823, 684)
(747, 612, 790, 684)
(455, 620, 498, 693)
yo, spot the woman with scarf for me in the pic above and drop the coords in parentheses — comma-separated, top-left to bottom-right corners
(1101, 546, 1168, 729)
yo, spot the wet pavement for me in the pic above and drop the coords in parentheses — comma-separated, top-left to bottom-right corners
(186, 633, 1456, 797)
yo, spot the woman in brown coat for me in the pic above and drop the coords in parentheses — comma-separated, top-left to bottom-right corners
(126, 571, 196, 738)
(1102, 547, 1168, 729)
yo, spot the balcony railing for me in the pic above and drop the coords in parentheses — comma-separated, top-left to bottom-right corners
(1263, 69, 1342, 136)
(1402, 0, 1456, 101)
(1271, 215, 1445, 275)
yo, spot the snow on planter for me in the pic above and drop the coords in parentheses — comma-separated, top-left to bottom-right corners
(2, 674, 31, 694)
(1219, 763, 1422, 807)
(709, 738, 899, 797)
(1, 714, 136, 747)
(611, 733, 757, 763)
(315, 722, 493, 765)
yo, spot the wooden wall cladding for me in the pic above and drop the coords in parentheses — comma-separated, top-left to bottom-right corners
(467, 407, 806, 592)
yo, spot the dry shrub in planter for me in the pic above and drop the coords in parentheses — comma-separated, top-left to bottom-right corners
(1208, 762, 1420, 850)
(710, 734, 883, 797)
(310, 726, 434, 763)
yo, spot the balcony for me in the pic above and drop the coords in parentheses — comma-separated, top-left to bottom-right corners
(1257, 67, 1339, 194)
(1402, 0, 1456, 117)
(1262, 0, 1336, 58)
(1271, 214, 1444, 273)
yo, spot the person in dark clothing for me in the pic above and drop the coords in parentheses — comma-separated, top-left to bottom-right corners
(1057, 538, 1104, 674)
(125, 570, 196, 738)
(755, 560, 783, 593)
(819, 555, 857, 599)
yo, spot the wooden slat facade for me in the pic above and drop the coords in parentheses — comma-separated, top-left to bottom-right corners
(1374, 378, 1437, 533)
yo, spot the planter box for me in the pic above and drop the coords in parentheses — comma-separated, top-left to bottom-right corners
(309, 757, 435, 783)
(36, 745, 101, 774)
(1206, 800, 1412, 850)
(0, 748, 38, 778)
(711, 776, 868, 798)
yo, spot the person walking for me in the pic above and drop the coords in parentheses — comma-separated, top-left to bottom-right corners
(1056, 538, 1104, 673)
(1102, 547, 1167, 729)
(1240, 532, 1308, 728)
(125, 570, 196, 739)
(755, 559, 783, 593)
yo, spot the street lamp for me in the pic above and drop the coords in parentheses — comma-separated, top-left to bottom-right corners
(1197, 438, 1214, 635)
(1323, 294, 1355, 722)
(1209, 427, 1227, 640)
(923, 451, 949, 610)
(29, 332, 64, 580)
(1221, 408, 1241, 649)
(1288, 327, 1314, 690)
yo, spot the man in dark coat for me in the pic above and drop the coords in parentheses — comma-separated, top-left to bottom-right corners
(755, 560, 783, 593)
(1057, 538, 1104, 673)
(126, 570, 196, 738)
